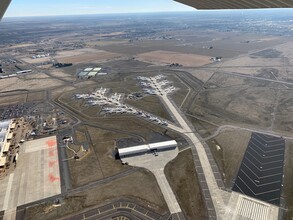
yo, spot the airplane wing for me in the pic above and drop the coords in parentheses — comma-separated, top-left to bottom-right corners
(0, 0, 11, 20)
(174, 0, 293, 9)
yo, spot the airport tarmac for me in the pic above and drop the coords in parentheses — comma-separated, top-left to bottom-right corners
(122, 148, 184, 219)
(64, 199, 165, 220)
(0, 136, 61, 220)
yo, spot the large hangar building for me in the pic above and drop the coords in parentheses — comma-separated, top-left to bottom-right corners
(118, 140, 177, 158)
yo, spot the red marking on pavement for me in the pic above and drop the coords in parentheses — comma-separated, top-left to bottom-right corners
(48, 160, 57, 167)
(48, 173, 60, 182)
(46, 139, 56, 148)
(48, 149, 55, 157)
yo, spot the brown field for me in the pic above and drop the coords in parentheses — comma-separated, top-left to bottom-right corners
(67, 125, 130, 188)
(0, 75, 56, 93)
(50, 85, 76, 99)
(206, 130, 251, 188)
(93, 32, 125, 37)
(187, 72, 284, 131)
(9, 43, 35, 49)
(0, 75, 65, 92)
(27, 91, 46, 102)
(184, 68, 215, 83)
(20, 57, 51, 64)
(165, 149, 208, 220)
(136, 50, 212, 67)
(86, 40, 128, 47)
(49, 70, 74, 81)
(55, 48, 121, 64)
(126, 95, 173, 121)
(0, 94, 27, 106)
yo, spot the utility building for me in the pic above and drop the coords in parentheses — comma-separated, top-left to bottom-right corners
(118, 140, 177, 158)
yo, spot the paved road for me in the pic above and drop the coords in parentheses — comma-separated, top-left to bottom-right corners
(204, 125, 293, 141)
(225, 71, 293, 86)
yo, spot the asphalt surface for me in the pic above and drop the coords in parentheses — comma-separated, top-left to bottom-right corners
(57, 128, 73, 193)
(63, 199, 168, 220)
(123, 148, 183, 217)
(0, 136, 61, 220)
(153, 78, 221, 219)
(233, 133, 285, 205)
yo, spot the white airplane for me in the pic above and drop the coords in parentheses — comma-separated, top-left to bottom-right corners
(75, 94, 89, 99)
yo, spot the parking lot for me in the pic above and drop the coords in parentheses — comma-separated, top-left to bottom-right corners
(232, 133, 285, 205)
(1, 103, 35, 120)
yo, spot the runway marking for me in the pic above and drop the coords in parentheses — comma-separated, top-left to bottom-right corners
(48, 149, 55, 157)
(48, 160, 58, 167)
(46, 139, 57, 148)
(48, 173, 60, 183)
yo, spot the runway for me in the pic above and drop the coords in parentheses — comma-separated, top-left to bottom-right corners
(0, 136, 61, 220)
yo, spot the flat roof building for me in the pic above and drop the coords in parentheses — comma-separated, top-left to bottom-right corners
(149, 140, 177, 151)
(118, 140, 177, 158)
(98, 72, 108, 76)
(88, 71, 98, 77)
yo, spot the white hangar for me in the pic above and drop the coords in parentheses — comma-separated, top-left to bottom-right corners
(118, 140, 177, 158)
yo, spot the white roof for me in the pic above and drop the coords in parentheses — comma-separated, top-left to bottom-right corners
(0, 120, 10, 129)
(149, 140, 177, 150)
(118, 144, 149, 155)
(78, 72, 88, 76)
(88, 71, 98, 76)
(118, 140, 177, 156)
(93, 67, 102, 71)
(0, 131, 7, 142)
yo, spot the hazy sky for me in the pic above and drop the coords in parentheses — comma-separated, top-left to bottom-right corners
(5, 0, 195, 17)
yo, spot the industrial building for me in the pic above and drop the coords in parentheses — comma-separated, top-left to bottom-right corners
(118, 140, 177, 158)
(77, 67, 105, 79)
(16, 70, 32, 74)
(0, 119, 15, 167)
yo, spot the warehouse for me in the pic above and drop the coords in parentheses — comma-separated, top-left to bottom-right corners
(77, 67, 103, 79)
(118, 140, 177, 158)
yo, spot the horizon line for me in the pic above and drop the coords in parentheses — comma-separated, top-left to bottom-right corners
(4, 8, 290, 19)
(3, 10, 196, 19)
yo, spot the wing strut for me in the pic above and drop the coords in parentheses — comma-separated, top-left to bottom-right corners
(0, 0, 12, 20)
